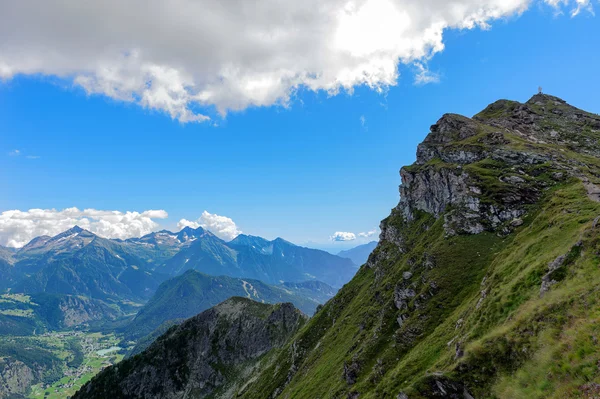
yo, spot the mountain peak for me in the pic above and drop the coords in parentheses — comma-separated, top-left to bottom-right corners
(526, 92, 567, 105)
(52, 225, 92, 240)
(66, 225, 83, 234)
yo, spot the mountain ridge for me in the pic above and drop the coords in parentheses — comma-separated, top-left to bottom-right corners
(232, 93, 600, 398)
(121, 269, 335, 341)
(73, 297, 307, 399)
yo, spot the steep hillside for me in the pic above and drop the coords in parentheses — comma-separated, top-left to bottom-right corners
(122, 270, 334, 340)
(231, 94, 600, 398)
(74, 298, 306, 399)
(338, 241, 379, 266)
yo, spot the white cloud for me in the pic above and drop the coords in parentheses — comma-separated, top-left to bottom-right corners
(413, 62, 440, 85)
(359, 115, 368, 131)
(330, 232, 357, 241)
(0, 0, 591, 123)
(0, 207, 169, 248)
(178, 211, 241, 241)
(358, 229, 378, 238)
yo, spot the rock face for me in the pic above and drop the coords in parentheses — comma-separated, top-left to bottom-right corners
(74, 297, 306, 399)
(392, 94, 600, 239)
(0, 359, 35, 397)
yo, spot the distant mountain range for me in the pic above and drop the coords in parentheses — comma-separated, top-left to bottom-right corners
(161, 232, 358, 287)
(1, 226, 358, 304)
(122, 269, 336, 341)
(337, 241, 378, 266)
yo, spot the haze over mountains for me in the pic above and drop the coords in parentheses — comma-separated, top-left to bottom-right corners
(337, 241, 378, 266)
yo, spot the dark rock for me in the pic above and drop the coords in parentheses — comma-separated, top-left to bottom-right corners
(73, 298, 306, 399)
(343, 357, 361, 385)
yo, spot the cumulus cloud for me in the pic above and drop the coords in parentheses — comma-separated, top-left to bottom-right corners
(178, 211, 241, 241)
(330, 232, 357, 241)
(0, 208, 169, 248)
(0, 0, 591, 123)
(358, 229, 378, 238)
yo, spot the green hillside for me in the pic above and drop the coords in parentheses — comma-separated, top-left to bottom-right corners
(236, 94, 600, 398)
(122, 270, 334, 340)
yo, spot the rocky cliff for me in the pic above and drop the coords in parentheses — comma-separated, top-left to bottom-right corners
(73, 297, 306, 399)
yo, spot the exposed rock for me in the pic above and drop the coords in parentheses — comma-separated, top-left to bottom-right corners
(343, 357, 361, 385)
(399, 166, 471, 222)
(73, 298, 306, 399)
(540, 253, 570, 296)
(0, 359, 35, 398)
(394, 286, 416, 310)
(510, 218, 524, 227)
(420, 375, 474, 399)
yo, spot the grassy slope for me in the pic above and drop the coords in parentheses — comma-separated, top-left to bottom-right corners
(240, 97, 600, 398)
(241, 180, 599, 399)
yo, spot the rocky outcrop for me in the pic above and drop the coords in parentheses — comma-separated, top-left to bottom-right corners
(0, 359, 35, 398)
(373, 93, 596, 248)
(73, 297, 306, 399)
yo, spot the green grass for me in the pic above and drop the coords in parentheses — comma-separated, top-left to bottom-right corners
(239, 178, 600, 399)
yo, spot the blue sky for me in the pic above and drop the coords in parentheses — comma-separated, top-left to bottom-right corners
(1, 2, 599, 251)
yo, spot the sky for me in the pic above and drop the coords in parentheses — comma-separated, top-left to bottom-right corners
(1, 0, 599, 252)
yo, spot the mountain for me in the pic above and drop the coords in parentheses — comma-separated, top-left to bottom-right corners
(11, 226, 166, 302)
(230, 235, 358, 287)
(5, 225, 355, 304)
(123, 226, 209, 265)
(162, 233, 357, 288)
(76, 94, 600, 398)
(160, 230, 239, 276)
(229, 94, 600, 398)
(74, 298, 306, 399)
(122, 269, 335, 341)
(337, 241, 378, 266)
